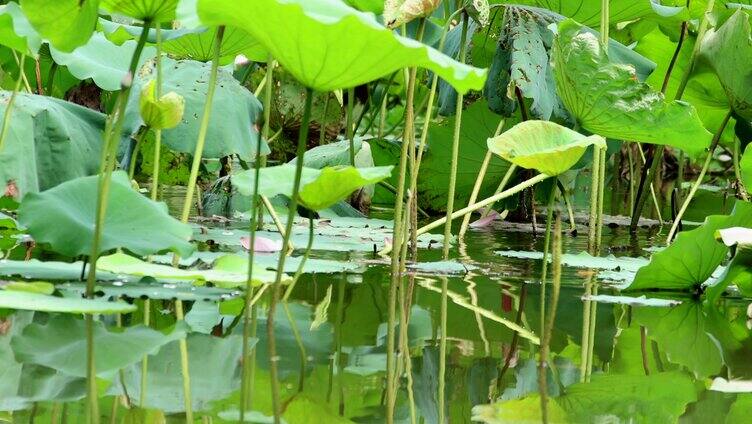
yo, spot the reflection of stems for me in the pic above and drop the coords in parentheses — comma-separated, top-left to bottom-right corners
(640, 325, 650, 375)
(667, 110, 732, 243)
(459, 118, 506, 238)
(0, 53, 26, 154)
(497, 284, 527, 389)
(438, 276, 451, 424)
(336, 279, 346, 415)
(175, 301, 193, 423)
(139, 298, 151, 407)
(283, 301, 307, 392)
(269, 86, 314, 424)
(539, 216, 562, 424)
(539, 186, 557, 338)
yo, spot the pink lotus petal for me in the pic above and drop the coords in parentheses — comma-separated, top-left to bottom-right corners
(240, 236, 283, 252)
(470, 210, 500, 228)
(234, 54, 250, 67)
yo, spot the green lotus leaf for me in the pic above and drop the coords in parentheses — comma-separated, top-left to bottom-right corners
(0, 290, 135, 314)
(11, 315, 186, 378)
(552, 19, 712, 157)
(49, 32, 157, 91)
(742, 144, 752, 189)
(101, 0, 178, 22)
(139, 80, 185, 129)
(709, 244, 752, 299)
(97, 252, 282, 288)
(17, 171, 194, 258)
(0, 93, 111, 198)
(699, 9, 752, 121)
(232, 164, 393, 211)
(195, 0, 486, 92)
(126, 57, 267, 160)
(515, 0, 688, 26)
(1, 281, 54, 295)
(98, 18, 201, 44)
(487, 120, 605, 176)
(625, 200, 752, 291)
(161, 26, 267, 65)
(20, 0, 99, 52)
(0, 3, 42, 55)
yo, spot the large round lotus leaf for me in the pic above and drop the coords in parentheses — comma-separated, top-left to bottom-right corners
(17, 171, 194, 258)
(487, 120, 605, 176)
(0, 290, 135, 314)
(19, 0, 98, 52)
(0, 93, 109, 198)
(50, 32, 157, 91)
(162, 25, 267, 65)
(125, 57, 268, 160)
(552, 19, 712, 157)
(101, 0, 178, 22)
(742, 145, 752, 189)
(195, 0, 486, 92)
(232, 164, 393, 211)
(0, 3, 41, 55)
(699, 10, 752, 121)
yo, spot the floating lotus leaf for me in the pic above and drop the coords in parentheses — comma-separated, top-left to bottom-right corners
(195, 0, 486, 92)
(232, 165, 393, 211)
(698, 10, 752, 121)
(552, 19, 712, 157)
(487, 120, 605, 176)
(139, 80, 185, 129)
(101, 0, 179, 22)
(11, 315, 187, 378)
(49, 32, 157, 91)
(0, 290, 135, 314)
(20, 0, 99, 52)
(18, 171, 194, 258)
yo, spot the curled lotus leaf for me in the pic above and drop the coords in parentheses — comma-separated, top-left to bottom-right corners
(101, 0, 179, 22)
(383, 0, 441, 28)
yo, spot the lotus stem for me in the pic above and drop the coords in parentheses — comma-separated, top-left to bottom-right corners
(636, 145, 663, 223)
(0, 53, 26, 155)
(139, 298, 150, 407)
(150, 25, 163, 201)
(458, 118, 506, 238)
(128, 128, 147, 180)
(347, 87, 356, 165)
(539, 215, 562, 424)
(414, 173, 551, 239)
(174, 300, 193, 423)
(667, 110, 732, 243)
(407, 19, 426, 261)
(283, 217, 314, 301)
(283, 301, 307, 392)
(438, 274, 449, 423)
(269, 86, 314, 424)
(734, 137, 749, 200)
(595, 146, 607, 254)
(335, 279, 346, 415)
(239, 56, 270, 420)
(176, 26, 225, 230)
(84, 20, 152, 424)
(539, 185, 557, 338)
(479, 164, 518, 220)
(586, 141, 602, 254)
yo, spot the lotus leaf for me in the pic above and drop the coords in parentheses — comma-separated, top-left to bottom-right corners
(552, 19, 712, 157)
(19, 0, 99, 52)
(488, 120, 605, 176)
(101, 0, 179, 22)
(519, 0, 688, 26)
(232, 164, 393, 211)
(195, 0, 486, 92)
(18, 171, 194, 258)
(0, 290, 135, 314)
(161, 25, 267, 64)
(0, 3, 41, 54)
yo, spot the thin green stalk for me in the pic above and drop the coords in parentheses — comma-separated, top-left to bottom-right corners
(139, 298, 150, 407)
(319, 94, 331, 145)
(591, 0, 608, 256)
(336, 279, 346, 416)
(283, 217, 314, 301)
(269, 88, 314, 424)
(458, 118, 506, 238)
(667, 110, 732, 243)
(347, 87, 356, 165)
(479, 164, 518, 220)
(734, 137, 749, 200)
(176, 26, 225, 228)
(438, 275, 449, 423)
(594, 146, 607, 254)
(414, 173, 551, 238)
(631, 0, 709, 233)
(85, 21, 152, 424)
(407, 19, 426, 262)
(398, 277, 417, 424)
(539, 215, 562, 424)
(0, 53, 26, 154)
(586, 135, 602, 253)
(240, 54, 273, 422)
(539, 186, 557, 338)
(386, 62, 419, 424)
(128, 128, 147, 180)
(150, 25, 163, 201)
(283, 301, 307, 392)
(441, 14, 469, 259)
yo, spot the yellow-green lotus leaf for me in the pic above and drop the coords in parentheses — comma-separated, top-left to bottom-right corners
(487, 120, 605, 176)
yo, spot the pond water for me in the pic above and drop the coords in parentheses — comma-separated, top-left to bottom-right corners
(2, 181, 749, 423)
